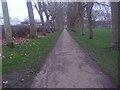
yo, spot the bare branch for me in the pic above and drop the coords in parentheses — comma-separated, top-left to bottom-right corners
(95, 2, 110, 7)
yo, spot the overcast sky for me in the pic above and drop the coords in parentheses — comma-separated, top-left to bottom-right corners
(0, 0, 113, 22)
(0, 0, 40, 21)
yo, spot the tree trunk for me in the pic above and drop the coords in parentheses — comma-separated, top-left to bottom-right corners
(111, 2, 120, 49)
(52, 17, 55, 31)
(87, 2, 94, 39)
(27, 0, 37, 38)
(55, 16, 60, 30)
(50, 17, 55, 32)
(42, 2, 51, 33)
(78, 2, 85, 36)
(54, 3, 64, 30)
(46, 17, 51, 33)
(67, 2, 79, 32)
(80, 16, 85, 36)
(2, 0, 14, 47)
(38, 2, 46, 35)
(59, 12, 64, 30)
(45, 14, 51, 33)
(55, 10, 61, 30)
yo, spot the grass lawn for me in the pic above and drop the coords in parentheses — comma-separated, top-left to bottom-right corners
(2, 30, 62, 87)
(68, 28, 118, 85)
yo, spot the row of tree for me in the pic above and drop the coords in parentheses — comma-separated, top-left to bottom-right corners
(1, 0, 62, 47)
(66, 2, 119, 49)
(1, 0, 119, 49)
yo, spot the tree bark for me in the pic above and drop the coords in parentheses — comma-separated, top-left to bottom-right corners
(111, 2, 120, 49)
(78, 2, 85, 36)
(67, 3, 76, 31)
(51, 17, 55, 31)
(86, 2, 94, 39)
(42, 2, 51, 33)
(49, 16, 55, 31)
(37, 2, 46, 35)
(27, 0, 37, 38)
(2, 0, 14, 47)
(54, 3, 64, 30)
(79, 16, 85, 36)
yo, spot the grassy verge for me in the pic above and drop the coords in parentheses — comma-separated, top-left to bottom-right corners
(68, 28, 118, 84)
(2, 30, 62, 88)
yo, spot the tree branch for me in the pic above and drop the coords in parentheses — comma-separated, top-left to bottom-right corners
(95, 2, 110, 7)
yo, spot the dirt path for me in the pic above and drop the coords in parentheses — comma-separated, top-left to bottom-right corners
(31, 29, 116, 88)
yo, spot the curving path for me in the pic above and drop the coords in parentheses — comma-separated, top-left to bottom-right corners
(31, 29, 116, 88)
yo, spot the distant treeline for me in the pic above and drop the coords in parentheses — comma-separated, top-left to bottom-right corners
(84, 20, 112, 29)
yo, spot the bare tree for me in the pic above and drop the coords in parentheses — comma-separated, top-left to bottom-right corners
(46, 2, 56, 31)
(27, 0, 37, 38)
(54, 2, 64, 30)
(46, 2, 66, 31)
(67, 2, 78, 31)
(1, 0, 14, 47)
(33, 1, 46, 35)
(86, 2, 94, 39)
(78, 2, 85, 36)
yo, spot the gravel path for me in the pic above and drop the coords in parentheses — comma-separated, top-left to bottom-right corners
(31, 29, 116, 88)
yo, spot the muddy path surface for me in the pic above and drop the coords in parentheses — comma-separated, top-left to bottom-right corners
(31, 29, 116, 88)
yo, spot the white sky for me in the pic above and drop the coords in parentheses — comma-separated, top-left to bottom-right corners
(0, 0, 114, 22)
(0, 0, 41, 21)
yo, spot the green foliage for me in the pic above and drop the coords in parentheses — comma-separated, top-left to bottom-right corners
(2, 30, 62, 75)
(69, 28, 118, 84)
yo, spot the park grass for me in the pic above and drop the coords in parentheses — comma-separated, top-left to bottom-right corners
(69, 28, 118, 85)
(2, 30, 62, 87)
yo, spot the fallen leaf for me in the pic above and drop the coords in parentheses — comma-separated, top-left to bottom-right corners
(2, 80, 8, 85)
(20, 78, 24, 82)
(2, 56, 5, 58)
(30, 70, 34, 73)
(11, 54, 14, 56)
